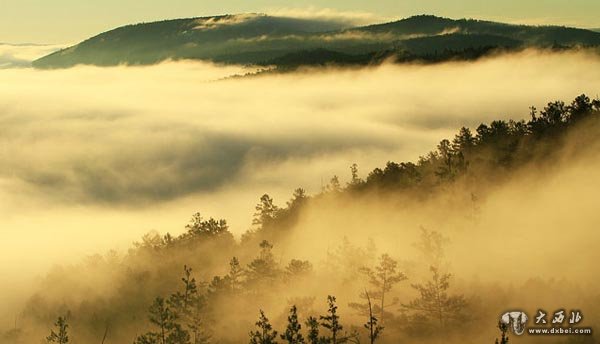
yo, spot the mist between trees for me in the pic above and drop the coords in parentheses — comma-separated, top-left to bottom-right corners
(4, 95, 600, 344)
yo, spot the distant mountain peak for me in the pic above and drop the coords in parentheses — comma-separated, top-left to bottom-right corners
(32, 13, 600, 69)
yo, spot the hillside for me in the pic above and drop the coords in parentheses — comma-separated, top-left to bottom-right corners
(33, 14, 600, 69)
(6, 94, 600, 344)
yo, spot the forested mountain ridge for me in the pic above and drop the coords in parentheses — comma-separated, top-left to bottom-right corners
(5, 94, 600, 344)
(32, 14, 600, 69)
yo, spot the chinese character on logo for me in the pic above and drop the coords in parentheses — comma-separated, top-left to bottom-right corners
(569, 310, 583, 324)
(535, 310, 547, 324)
(552, 310, 566, 324)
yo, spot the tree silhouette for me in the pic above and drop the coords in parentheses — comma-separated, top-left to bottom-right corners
(363, 291, 383, 344)
(136, 297, 190, 344)
(350, 254, 407, 324)
(249, 310, 278, 344)
(281, 305, 305, 344)
(348, 164, 363, 187)
(305, 317, 321, 344)
(253, 194, 280, 228)
(326, 176, 342, 193)
(285, 259, 313, 282)
(228, 256, 245, 293)
(402, 266, 467, 329)
(320, 296, 343, 344)
(185, 213, 229, 238)
(495, 320, 509, 344)
(246, 240, 281, 289)
(46, 316, 69, 344)
(287, 188, 308, 209)
(168, 265, 198, 314)
(167, 266, 209, 344)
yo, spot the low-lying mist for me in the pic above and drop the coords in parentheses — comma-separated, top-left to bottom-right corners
(1, 48, 600, 343)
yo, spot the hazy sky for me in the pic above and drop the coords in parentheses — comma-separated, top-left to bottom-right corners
(1, 0, 599, 44)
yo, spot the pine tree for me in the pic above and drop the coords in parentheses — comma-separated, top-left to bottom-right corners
(281, 306, 305, 344)
(253, 194, 280, 227)
(249, 310, 278, 344)
(246, 241, 281, 288)
(350, 254, 406, 324)
(185, 213, 229, 237)
(326, 176, 342, 192)
(287, 188, 308, 208)
(348, 164, 363, 187)
(228, 256, 245, 293)
(46, 316, 69, 344)
(169, 265, 198, 315)
(402, 266, 467, 329)
(320, 296, 343, 344)
(305, 317, 320, 344)
(136, 297, 190, 344)
(168, 266, 209, 344)
(284, 259, 313, 282)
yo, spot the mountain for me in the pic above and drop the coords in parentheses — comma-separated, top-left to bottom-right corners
(33, 14, 600, 69)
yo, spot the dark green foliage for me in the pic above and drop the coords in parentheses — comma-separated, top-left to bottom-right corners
(246, 240, 281, 288)
(209, 257, 245, 296)
(33, 14, 600, 69)
(402, 267, 467, 329)
(185, 213, 230, 238)
(46, 316, 69, 344)
(358, 94, 600, 194)
(135, 297, 190, 344)
(253, 194, 281, 228)
(285, 260, 313, 281)
(287, 188, 308, 209)
(228, 257, 245, 293)
(305, 317, 320, 344)
(320, 296, 343, 344)
(249, 310, 278, 344)
(168, 266, 198, 313)
(281, 306, 305, 344)
(167, 267, 209, 344)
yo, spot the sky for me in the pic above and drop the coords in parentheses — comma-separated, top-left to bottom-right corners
(1, 0, 599, 44)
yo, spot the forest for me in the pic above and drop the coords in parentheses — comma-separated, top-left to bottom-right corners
(3, 94, 600, 344)
(32, 14, 600, 69)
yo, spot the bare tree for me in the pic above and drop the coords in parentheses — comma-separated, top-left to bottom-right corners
(363, 291, 383, 344)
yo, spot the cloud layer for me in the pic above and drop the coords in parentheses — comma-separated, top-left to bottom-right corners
(1, 50, 600, 302)
(0, 43, 64, 68)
